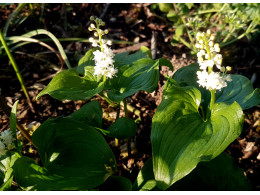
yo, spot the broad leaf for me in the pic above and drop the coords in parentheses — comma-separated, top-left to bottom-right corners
(67, 100, 103, 128)
(133, 158, 159, 191)
(0, 152, 19, 190)
(151, 80, 243, 190)
(77, 48, 96, 75)
(108, 58, 161, 102)
(133, 153, 251, 191)
(173, 63, 260, 110)
(99, 175, 132, 191)
(36, 69, 104, 101)
(108, 117, 136, 139)
(113, 46, 152, 69)
(171, 152, 251, 190)
(23, 117, 117, 190)
(13, 156, 99, 191)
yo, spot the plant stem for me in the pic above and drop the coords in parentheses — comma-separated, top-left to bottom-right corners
(123, 98, 128, 118)
(114, 104, 121, 147)
(99, 92, 117, 108)
(0, 30, 34, 112)
(209, 89, 216, 112)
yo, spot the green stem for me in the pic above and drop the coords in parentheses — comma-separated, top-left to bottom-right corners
(100, 92, 117, 108)
(123, 98, 128, 118)
(0, 30, 31, 106)
(179, 37, 192, 50)
(209, 89, 216, 112)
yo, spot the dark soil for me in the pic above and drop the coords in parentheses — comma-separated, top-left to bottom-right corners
(0, 3, 259, 190)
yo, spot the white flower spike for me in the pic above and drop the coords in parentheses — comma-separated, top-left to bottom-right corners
(195, 29, 232, 91)
(88, 16, 117, 79)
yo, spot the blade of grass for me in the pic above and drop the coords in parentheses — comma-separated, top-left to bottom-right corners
(0, 30, 34, 112)
(3, 3, 27, 36)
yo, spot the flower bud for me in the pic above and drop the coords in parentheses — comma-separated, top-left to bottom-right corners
(199, 39, 203, 44)
(94, 32, 98, 37)
(210, 35, 215, 41)
(90, 23, 95, 28)
(220, 66, 225, 72)
(89, 37, 94, 42)
(209, 41, 214, 47)
(104, 29, 109, 34)
(206, 29, 211, 35)
(101, 22, 106, 26)
(195, 43, 200, 48)
(107, 40, 112, 45)
(90, 16, 95, 21)
(226, 66, 232, 71)
(88, 27, 93, 31)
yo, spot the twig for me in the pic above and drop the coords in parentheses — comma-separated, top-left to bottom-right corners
(151, 31, 158, 60)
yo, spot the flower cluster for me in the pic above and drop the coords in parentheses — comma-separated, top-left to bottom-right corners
(88, 16, 118, 79)
(0, 130, 15, 156)
(195, 30, 232, 91)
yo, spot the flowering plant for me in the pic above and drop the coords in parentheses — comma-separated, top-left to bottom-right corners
(0, 16, 259, 191)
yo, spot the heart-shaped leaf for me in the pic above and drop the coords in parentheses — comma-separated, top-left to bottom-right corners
(36, 69, 104, 101)
(171, 152, 251, 190)
(14, 117, 117, 190)
(151, 80, 243, 190)
(13, 156, 99, 191)
(108, 117, 136, 139)
(134, 152, 251, 191)
(133, 158, 159, 191)
(173, 63, 260, 110)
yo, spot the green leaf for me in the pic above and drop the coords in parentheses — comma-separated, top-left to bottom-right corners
(13, 156, 98, 191)
(108, 117, 136, 139)
(166, 10, 179, 22)
(99, 175, 132, 191)
(36, 69, 104, 101)
(158, 3, 173, 12)
(76, 48, 96, 75)
(151, 81, 243, 190)
(114, 46, 152, 69)
(67, 100, 103, 128)
(175, 25, 185, 39)
(171, 152, 252, 190)
(173, 63, 260, 110)
(27, 117, 117, 190)
(133, 153, 251, 191)
(107, 58, 160, 102)
(0, 152, 19, 190)
(133, 158, 159, 191)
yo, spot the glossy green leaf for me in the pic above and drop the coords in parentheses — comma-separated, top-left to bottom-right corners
(25, 117, 117, 190)
(133, 153, 251, 191)
(0, 152, 19, 190)
(173, 63, 260, 110)
(171, 152, 251, 190)
(151, 80, 243, 190)
(107, 58, 160, 102)
(108, 117, 136, 139)
(99, 175, 132, 191)
(36, 69, 104, 101)
(114, 46, 152, 69)
(67, 100, 103, 128)
(158, 3, 173, 12)
(77, 48, 96, 75)
(13, 156, 98, 191)
(175, 25, 185, 39)
(133, 158, 159, 191)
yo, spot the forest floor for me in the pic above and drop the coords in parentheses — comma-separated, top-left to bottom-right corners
(0, 3, 259, 190)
